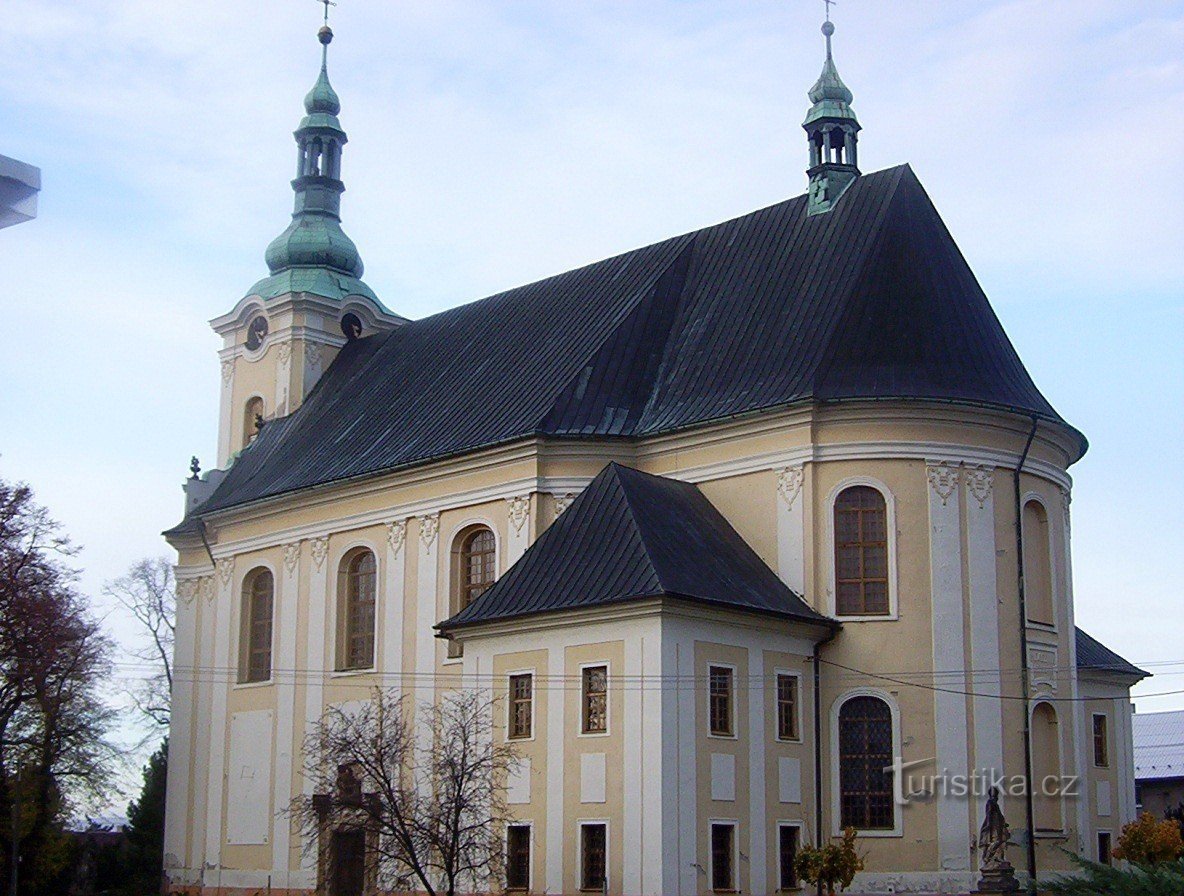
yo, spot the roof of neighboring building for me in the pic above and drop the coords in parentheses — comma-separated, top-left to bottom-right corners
(440, 463, 834, 632)
(177, 164, 1080, 524)
(1134, 709, 1184, 783)
(1075, 627, 1149, 680)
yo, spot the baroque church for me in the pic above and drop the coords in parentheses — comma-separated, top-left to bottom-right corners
(163, 14, 1146, 896)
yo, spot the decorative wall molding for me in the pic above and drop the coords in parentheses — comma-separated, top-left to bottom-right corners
(215, 557, 235, 587)
(1030, 646, 1058, 694)
(419, 513, 440, 550)
(508, 495, 531, 533)
(552, 493, 577, 516)
(310, 535, 330, 571)
(276, 342, 292, 366)
(199, 576, 215, 602)
(220, 359, 235, 385)
(283, 542, 301, 574)
(776, 465, 805, 509)
(176, 577, 200, 605)
(926, 462, 959, 506)
(304, 343, 323, 378)
(386, 519, 407, 554)
(964, 465, 994, 509)
(1061, 487, 1072, 532)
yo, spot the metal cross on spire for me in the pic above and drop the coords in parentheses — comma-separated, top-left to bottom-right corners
(823, 0, 836, 23)
(318, 0, 336, 26)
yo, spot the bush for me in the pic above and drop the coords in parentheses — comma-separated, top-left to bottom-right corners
(1044, 852, 1184, 895)
(1112, 812, 1184, 865)
(794, 827, 865, 895)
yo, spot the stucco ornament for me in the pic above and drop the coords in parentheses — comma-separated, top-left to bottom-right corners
(215, 557, 235, 586)
(305, 342, 323, 378)
(419, 513, 440, 549)
(776, 465, 805, 509)
(965, 465, 993, 509)
(508, 495, 531, 533)
(386, 519, 407, 554)
(283, 542, 301, 574)
(926, 461, 959, 505)
(220, 358, 235, 385)
(552, 493, 577, 516)
(198, 575, 215, 603)
(1061, 486, 1071, 533)
(310, 536, 330, 571)
(176, 577, 199, 605)
(276, 341, 292, 366)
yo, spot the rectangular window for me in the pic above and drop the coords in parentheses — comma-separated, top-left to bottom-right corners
(506, 824, 531, 889)
(710, 822, 735, 891)
(580, 823, 607, 890)
(582, 666, 608, 734)
(1092, 714, 1109, 767)
(709, 666, 734, 736)
(1097, 831, 1111, 865)
(509, 673, 533, 739)
(778, 824, 800, 890)
(776, 673, 799, 741)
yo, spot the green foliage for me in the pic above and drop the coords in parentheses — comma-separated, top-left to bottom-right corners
(118, 739, 168, 896)
(1044, 852, 1184, 895)
(794, 827, 865, 895)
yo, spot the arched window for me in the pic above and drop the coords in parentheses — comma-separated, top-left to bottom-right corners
(1023, 500, 1054, 625)
(448, 526, 496, 658)
(243, 396, 265, 449)
(838, 696, 894, 830)
(239, 568, 274, 683)
(338, 549, 376, 671)
(834, 486, 889, 616)
(1032, 702, 1063, 831)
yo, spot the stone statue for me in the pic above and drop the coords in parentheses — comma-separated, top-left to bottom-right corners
(972, 786, 1019, 893)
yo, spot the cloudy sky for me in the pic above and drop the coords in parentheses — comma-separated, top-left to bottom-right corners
(2, 0, 1182, 801)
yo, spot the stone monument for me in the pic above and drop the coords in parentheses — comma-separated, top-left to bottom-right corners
(973, 786, 1020, 893)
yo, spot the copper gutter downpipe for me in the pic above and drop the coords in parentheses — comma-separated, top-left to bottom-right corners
(1013, 416, 1039, 894)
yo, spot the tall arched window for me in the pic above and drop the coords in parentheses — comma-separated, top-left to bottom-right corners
(834, 486, 889, 616)
(448, 527, 496, 658)
(838, 696, 894, 830)
(1032, 702, 1063, 831)
(239, 568, 274, 683)
(243, 396, 265, 449)
(338, 549, 376, 671)
(1023, 500, 1054, 625)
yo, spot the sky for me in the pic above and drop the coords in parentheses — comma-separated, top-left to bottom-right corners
(1, 0, 1182, 809)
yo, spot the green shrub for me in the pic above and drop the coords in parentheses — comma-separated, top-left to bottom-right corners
(1043, 852, 1184, 895)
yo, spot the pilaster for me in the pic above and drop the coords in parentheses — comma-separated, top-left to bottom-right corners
(203, 557, 237, 877)
(271, 542, 301, 886)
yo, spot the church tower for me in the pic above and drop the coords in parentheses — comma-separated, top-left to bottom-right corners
(803, 16, 861, 215)
(209, 21, 404, 467)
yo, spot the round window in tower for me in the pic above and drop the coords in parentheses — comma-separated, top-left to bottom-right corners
(245, 315, 269, 351)
(341, 312, 363, 341)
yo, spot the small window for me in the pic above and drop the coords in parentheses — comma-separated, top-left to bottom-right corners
(449, 526, 496, 658)
(506, 824, 531, 890)
(580, 823, 607, 890)
(243, 396, 265, 449)
(778, 824, 800, 890)
(776, 673, 800, 741)
(239, 568, 274, 683)
(1023, 500, 1054, 625)
(838, 695, 894, 830)
(1092, 713, 1109, 768)
(339, 549, 377, 671)
(710, 822, 736, 891)
(1097, 831, 1111, 866)
(709, 666, 734, 737)
(509, 673, 533, 739)
(582, 666, 608, 734)
(834, 486, 889, 616)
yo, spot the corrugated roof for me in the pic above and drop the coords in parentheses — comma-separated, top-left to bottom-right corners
(439, 463, 833, 631)
(1075, 627, 1148, 679)
(183, 164, 1080, 521)
(1134, 709, 1184, 782)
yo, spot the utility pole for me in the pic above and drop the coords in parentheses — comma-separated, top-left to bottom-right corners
(9, 766, 19, 896)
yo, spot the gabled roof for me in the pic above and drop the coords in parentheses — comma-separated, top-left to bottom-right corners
(1134, 709, 1184, 782)
(185, 164, 1080, 520)
(439, 463, 833, 632)
(1075, 627, 1149, 680)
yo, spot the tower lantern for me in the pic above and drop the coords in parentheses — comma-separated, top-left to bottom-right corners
(803, 17, 861, 215)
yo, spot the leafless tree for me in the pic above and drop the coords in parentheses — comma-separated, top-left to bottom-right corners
(103, 558, 174, 728)
(290, 687, 518, 896)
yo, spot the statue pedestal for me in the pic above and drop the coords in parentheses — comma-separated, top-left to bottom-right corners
(974, 861, 1020, 893)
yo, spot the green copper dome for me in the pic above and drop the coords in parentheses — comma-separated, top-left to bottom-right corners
(264, 212, 363, 278)
(803, 21, 858, 126)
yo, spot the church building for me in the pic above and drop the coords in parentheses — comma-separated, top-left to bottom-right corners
(164, 14, 1145, 896)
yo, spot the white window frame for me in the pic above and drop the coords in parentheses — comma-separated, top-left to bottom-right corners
(579, 662, 611, 738)
(234, 562, 278, 689)
(505, 821, 533, 891)
(707, 818, 740, 893)
(332, 540, 382, 675)
(775, 820, 805, 891)
(577, 818, 610, 892)
(773, 668, 803, 743)
(829, 688, 903, 837)
(707, 662, 738, 740)
(826, 476, 899, 621)
(506, 669, 536, 742)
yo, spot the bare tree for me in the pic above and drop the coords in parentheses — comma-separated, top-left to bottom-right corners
(291, 688, 517, 896)
(103, 558, 174, 728)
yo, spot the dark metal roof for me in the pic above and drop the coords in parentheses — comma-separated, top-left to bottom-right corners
(184, 164, 1080, 520)
(1075, 627, 1149, 680)
(440, 463, 833, 631)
